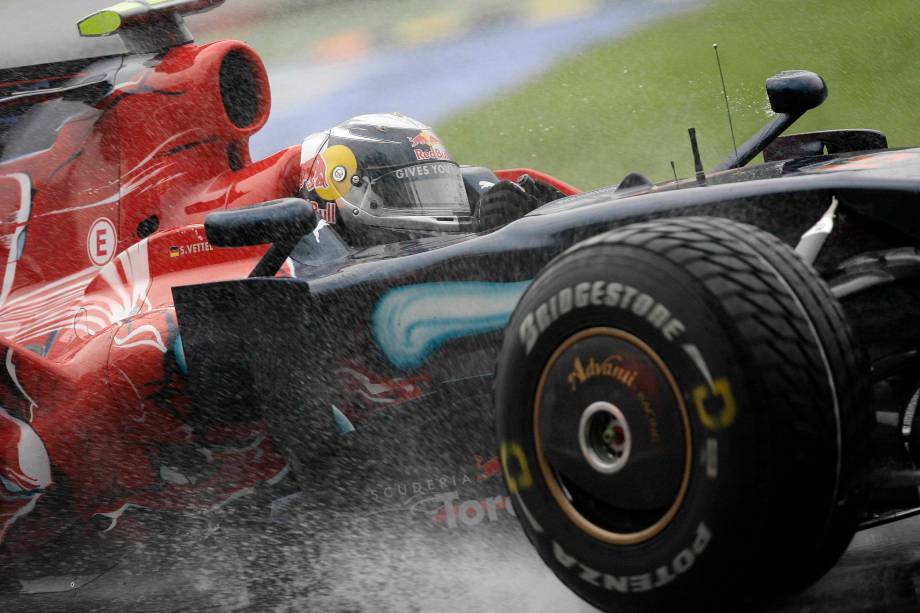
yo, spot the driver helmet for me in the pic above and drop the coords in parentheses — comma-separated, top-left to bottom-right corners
(299, 113, 471, 246)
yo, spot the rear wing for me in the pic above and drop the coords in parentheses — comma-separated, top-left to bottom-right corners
(77, 0, 224, 53)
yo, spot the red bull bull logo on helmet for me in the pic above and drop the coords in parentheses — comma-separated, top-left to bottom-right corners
(303, 154, 329, 192)
(407, 130, 449, 162)
(302, 145, 358, 203)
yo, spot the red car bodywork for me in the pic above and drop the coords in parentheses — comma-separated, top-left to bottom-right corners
(0, 35, 579, 565)
(0, 40, 300, 557)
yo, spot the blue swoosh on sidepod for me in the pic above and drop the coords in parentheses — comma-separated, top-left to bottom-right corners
(372, 281, 531, 370)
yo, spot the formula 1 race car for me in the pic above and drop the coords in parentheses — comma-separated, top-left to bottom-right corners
(0, 0, 571, 604)
(186, 59, 917, 613)
(2, 1, 920, 612)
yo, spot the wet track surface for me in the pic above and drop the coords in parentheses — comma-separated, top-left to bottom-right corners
(5, 497, 920, 612)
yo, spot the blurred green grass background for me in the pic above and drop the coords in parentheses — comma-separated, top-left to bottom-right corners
(436, 0, 920, 189)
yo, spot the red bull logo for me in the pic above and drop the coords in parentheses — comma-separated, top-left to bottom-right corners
(303, 154, 329, 192)
(407, 130, 449, 162)
(408, 131, 441, 149)
(474, 454, 501, 481)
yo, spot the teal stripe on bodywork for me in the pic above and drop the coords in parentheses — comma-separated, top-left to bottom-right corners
(173, 334, 187, 376)
(372, 280, 531, 370)
(332, 405, 355, 434)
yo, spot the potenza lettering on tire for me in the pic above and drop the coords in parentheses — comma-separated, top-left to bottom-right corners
(518, 281, 685, 355)
(553, 522, 712, 593)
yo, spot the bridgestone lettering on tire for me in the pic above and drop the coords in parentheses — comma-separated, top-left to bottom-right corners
(495, 216, 869, 612)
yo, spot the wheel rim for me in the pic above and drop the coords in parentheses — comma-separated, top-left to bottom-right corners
(533, 327, 692, 545)
(578, 401, 632, 474)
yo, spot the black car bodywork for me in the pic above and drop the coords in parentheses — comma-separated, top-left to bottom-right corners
(178, 146, 920, 476)
(174, 71, 920, 610)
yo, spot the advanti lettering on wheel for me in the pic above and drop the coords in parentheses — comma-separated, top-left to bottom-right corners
(567, 354, 638, 391)
(553, 522, 712, 593)
(519, 281, 686, 355)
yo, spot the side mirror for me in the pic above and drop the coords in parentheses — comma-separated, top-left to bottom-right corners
(766, 70, 827, 115)
(713, 69, 828, 172)
(205, 198, 317, 277)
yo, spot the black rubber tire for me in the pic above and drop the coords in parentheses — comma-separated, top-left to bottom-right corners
(494, 216, 869, 612)
(472, 181, 540, 231)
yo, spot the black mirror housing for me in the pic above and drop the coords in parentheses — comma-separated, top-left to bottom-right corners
(766, 70, 827, 115)
(205, 198, 317, 247)
(714, 69, 828, 172)
(205, 198, 318, 278)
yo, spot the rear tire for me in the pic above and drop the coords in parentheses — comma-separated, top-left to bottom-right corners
(472, 181, 539, 231)
(494, 216, 869, 611)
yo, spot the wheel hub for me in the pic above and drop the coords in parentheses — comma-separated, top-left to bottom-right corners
(579, 401, 631, 474)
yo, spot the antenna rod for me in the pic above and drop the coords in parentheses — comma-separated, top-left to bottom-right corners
(689, 127, 706, 185)
(713, 43, 738, 159)
(670, 160, 679, 187)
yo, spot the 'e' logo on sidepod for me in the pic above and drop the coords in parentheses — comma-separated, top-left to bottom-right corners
(87, 218, 116, 266)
